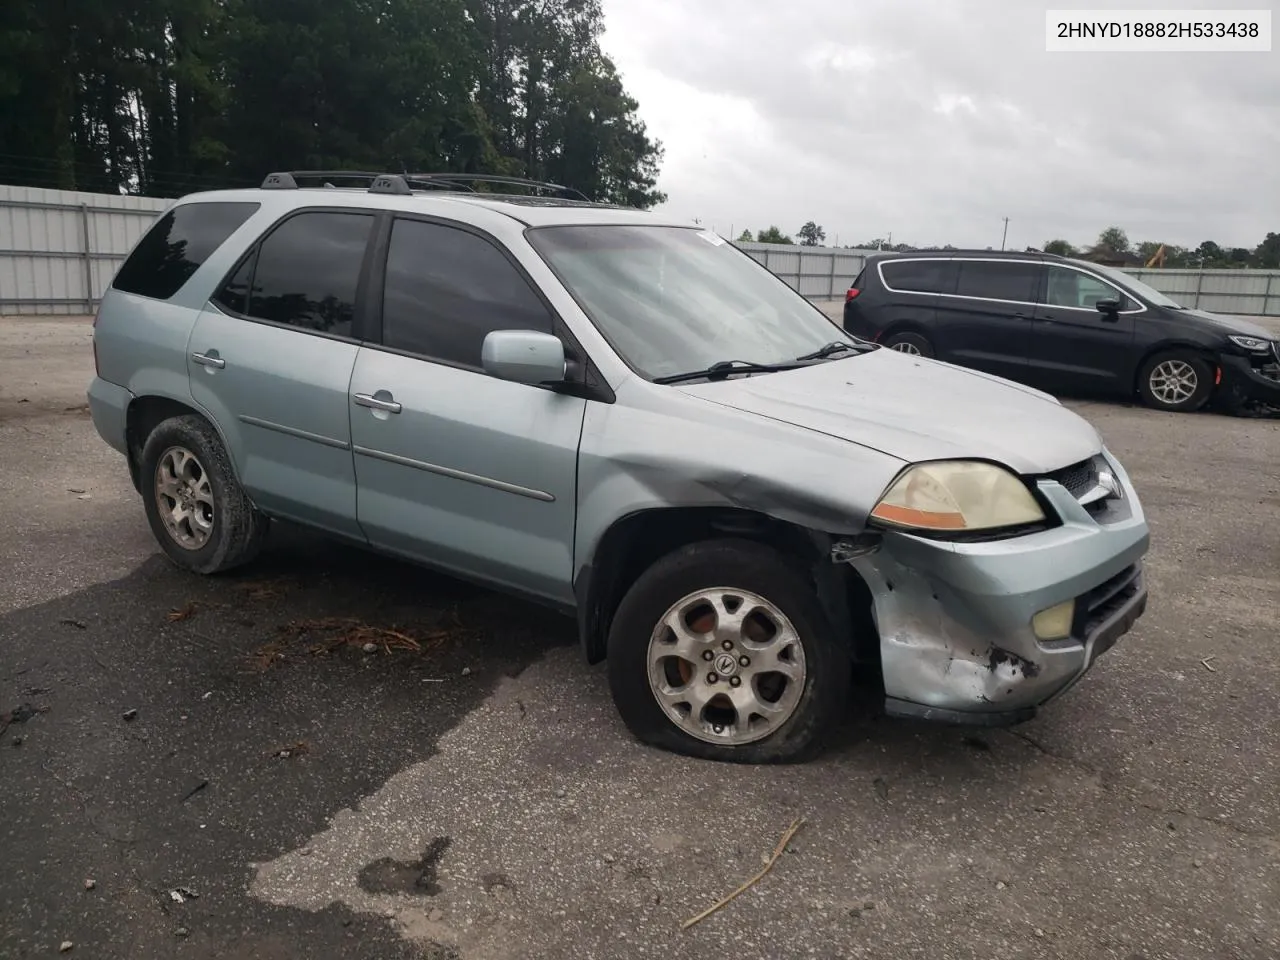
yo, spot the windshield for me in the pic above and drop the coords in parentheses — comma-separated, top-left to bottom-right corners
(527, 225, 857, 380)
(1075, 260, 1184, 309)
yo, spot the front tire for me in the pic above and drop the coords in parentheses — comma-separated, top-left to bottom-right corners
(606, 540, 851, 763)
(140, 414, 268, 574)
(1138, 351, 1212, 412)
(882, 331, 933, 358)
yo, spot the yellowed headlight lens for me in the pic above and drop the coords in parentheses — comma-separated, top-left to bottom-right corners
(870, 461, 1046, 532)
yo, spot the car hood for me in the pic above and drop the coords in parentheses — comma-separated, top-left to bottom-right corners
(1175, 309, 1275, 340)
(677, 350, 1102, 475)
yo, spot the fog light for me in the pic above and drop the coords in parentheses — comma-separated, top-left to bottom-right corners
(1032, 600, 1075, 641)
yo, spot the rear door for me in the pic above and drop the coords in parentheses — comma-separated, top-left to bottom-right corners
(188, 208, 377, 539)
(1026, 264, 1139, 395)
(932, 259, 1040, 381)
(349, 216, 586, 604)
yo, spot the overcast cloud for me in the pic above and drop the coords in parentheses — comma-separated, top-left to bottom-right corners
(600, 0, 1278, 251)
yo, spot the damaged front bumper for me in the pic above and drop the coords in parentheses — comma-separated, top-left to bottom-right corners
(847, 450, 1150, 725)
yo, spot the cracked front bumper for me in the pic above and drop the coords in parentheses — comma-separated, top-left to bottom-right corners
(849, 450, 1150, 724)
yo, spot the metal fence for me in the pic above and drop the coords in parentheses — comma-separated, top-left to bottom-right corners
(2, 184, 1279, 318)
(0, 185, 170, 315)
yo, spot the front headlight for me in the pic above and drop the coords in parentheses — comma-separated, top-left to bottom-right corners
(1228, 334, 1273, 352)
(870, 461, 1045, 532)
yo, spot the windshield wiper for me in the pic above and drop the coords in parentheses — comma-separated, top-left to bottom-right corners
(794, 340, 873, 362)
(652, 359, 803, 385)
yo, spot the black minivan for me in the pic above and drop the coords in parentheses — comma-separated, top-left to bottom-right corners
(842, 250, 1280, 413)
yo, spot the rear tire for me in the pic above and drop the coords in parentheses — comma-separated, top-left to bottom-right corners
(882, 331, 933, 358)
(606, 539, 851, 764)
(140, 415, 268, 574)
(1137, 351, 1212, 412)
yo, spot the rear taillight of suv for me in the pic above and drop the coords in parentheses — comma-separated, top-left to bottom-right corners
(845, 287, 860, 302)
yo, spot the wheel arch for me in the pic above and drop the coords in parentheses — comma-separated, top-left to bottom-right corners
(573, 506, 877, 667)
(126, 395, 239, 494)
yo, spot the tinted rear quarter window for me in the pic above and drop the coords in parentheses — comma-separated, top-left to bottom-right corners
(215, 211, 374, 337)
(954, 261, 1039, 303)
(112, 202, 259, 300)
(880, 259, 951, 293)
(380, 218, 554, 367)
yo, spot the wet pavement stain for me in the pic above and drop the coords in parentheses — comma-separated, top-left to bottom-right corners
(357, 836, 453, 896)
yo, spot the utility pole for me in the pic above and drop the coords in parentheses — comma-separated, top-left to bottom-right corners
(1000, 217, 1010, 251)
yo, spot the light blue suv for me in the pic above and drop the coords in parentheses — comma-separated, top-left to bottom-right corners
(88, 171, 1150, 762)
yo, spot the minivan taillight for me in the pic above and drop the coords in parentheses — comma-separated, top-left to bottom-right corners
(845, 287, 861, 302)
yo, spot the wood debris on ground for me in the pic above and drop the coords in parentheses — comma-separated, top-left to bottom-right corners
(681, 816, 806, 931)
(245, 616, 474, 671)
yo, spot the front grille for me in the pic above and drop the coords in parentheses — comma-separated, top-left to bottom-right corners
(1045, 458, 1098, 500)
(1073, 564, 1142, 639)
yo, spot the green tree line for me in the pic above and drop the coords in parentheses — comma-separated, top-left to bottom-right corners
(0, 0, 665, 206)
(1043, 228, 1280, 270)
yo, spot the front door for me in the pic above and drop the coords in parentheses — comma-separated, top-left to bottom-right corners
(932, 259, 1041, 382)
(350, 216, 586, 603)
(1026, 264, 1138, 397)
(188, 209, 377, 539)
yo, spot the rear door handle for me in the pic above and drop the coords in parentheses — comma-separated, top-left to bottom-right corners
(191, 352, 225, 369)
(353, 392, 402, 414)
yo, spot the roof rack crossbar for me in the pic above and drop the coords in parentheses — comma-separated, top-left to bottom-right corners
(258, 170, 591, 202)
(407, 173, 590, 202)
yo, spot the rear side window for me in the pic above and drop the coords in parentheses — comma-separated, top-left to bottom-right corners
(880, 259, 950, 293)
(215, 211, 374, 337)
(954, 261, 1039, 303)
(112, 202, 259, 300)
(380, 218, 554, 368)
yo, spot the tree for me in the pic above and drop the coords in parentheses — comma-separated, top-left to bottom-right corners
(1042, 239, 1076, 256)
(1253, 232, 1280, 269)
(756, 226, 793, 245)
(797, 221, 826, 246)
(0, 0, 666, 206)
(736, 229, 754, 242)
(1193, 240, 1224, 267)
(1096, 227, 1130, 253)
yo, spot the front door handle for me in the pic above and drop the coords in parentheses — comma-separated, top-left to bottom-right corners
(353, 392, 402, 414)
(191, 351, 225, 369)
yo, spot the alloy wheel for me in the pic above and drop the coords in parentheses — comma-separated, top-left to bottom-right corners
(646, 588, 807, 745)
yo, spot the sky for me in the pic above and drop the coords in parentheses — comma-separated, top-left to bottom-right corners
(598, 0, 1278, 252)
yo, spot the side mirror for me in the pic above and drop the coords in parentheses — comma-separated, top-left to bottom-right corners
(481, 329, 567, 386)
(1094, 297, 1121, 314)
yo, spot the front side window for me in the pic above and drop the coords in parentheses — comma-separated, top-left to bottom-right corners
(1081, 260, 1181, 309)
(113, 201, 259, 300)
(380, 219, 554, 367)
(954, 261, 1039, 303)
(526, 225, 851, 380)
(217, 211, 374, 336)
(1044, 266, 1128, 310)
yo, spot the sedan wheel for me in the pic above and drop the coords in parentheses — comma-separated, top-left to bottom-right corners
(889, 341, 922, 356)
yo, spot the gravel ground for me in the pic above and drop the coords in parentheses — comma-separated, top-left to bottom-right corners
(1, 316, 1277, 960)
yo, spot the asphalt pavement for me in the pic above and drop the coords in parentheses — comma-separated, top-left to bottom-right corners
(2, 317, 1278, 960)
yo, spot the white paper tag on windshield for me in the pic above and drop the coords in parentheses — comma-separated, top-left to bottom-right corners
(696, 230, 727, 246)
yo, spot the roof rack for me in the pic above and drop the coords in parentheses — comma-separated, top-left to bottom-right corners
(259, 170, 589, 201)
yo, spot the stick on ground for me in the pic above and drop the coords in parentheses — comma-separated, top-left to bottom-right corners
(681, 816, 805, 931)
